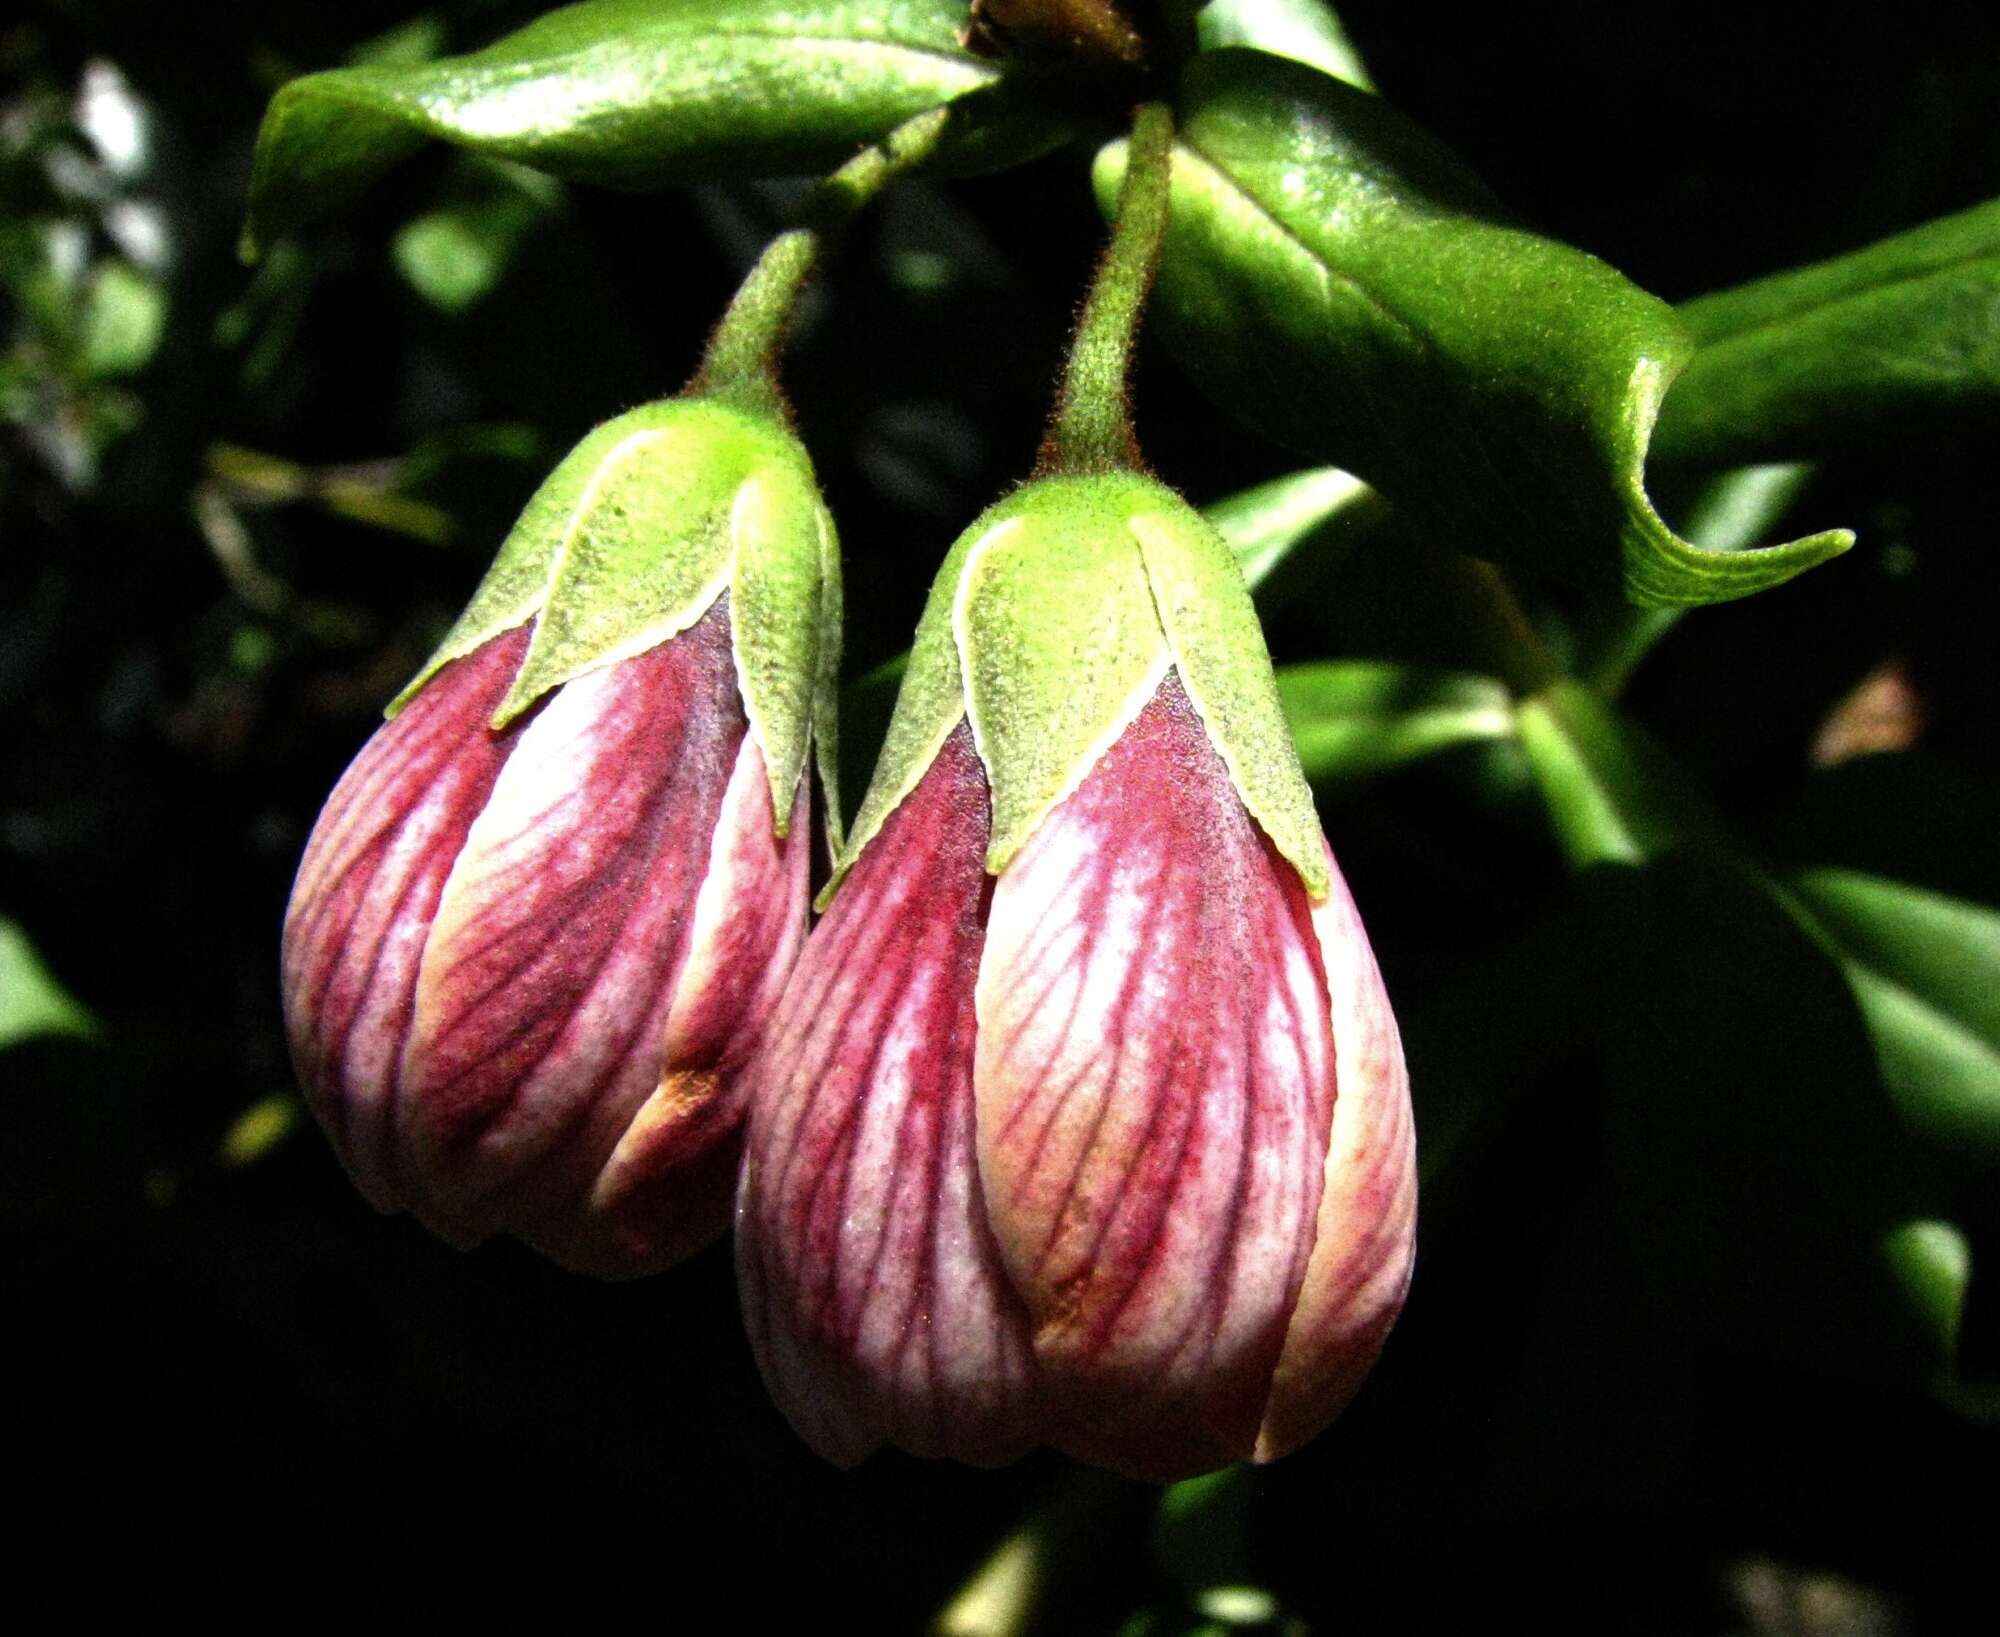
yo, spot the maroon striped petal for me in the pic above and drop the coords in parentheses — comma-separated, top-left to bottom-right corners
(973, 674, 1336, 1480)
(1254, 843, 1416, 1461)
(566, 732, 813, 1276)
(736, 723, 1042, 1467)
(398, 601, 748, 1266)
(281, 623, 533, 1215)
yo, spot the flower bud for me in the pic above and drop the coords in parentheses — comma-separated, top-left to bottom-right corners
(736, 471, 1415, 1479)
(283, 399, 841, 1277)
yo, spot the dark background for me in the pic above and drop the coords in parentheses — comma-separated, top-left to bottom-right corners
(5, 1, 1997, 1627)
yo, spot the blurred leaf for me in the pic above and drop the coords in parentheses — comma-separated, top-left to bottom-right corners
(1654, 196, 2000, 467)
(217, 1093, 303, 1168)
(1193, 0, 1373, 89)
(0, 918, 96, 1049)
(1098, 51, 1852, 605)
(1790, 869, 2000, 1162)
(241, 0, 1020, 257)
(1884, 1218, 1971, 1369)
(1277, 660, 1511, 784)
(77, 258, 165, 377)
(392, 161, 559, 313)
(1201, 463, 1381, 594)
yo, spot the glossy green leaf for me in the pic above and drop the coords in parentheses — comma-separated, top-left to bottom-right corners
(1277, 660, 1511, 784)
(1097, 50, 1852, 605)
(242, 0, 1007, 257)
(1790, 868, 2000, 1161)
(0, 918, 96, 1050)
(1193, 0, 1373, 90)
(1654, 196, 2000, 468)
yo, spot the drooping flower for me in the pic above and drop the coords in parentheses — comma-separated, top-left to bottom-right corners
(283, 398, 842, 1277)
(736, 470, 1415, 1479)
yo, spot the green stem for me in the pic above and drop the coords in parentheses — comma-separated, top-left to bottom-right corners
(692, 102, 958, 413)
(1040, 101, 1175, 475)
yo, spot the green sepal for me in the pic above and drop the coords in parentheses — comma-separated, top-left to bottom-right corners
(1096, 50, 1853, 607)
(1126, 490, 1330, 898)
(954, 477, 1173, 875)
(810, 504, 846, 856)
(240, 0, 1006, 258)
(730, 468, 843, 838)
(391, 398, 832, 836)
(832, 472, 1334, 904)
(823, 519, 982, 907)
(387, 401, 695, 715)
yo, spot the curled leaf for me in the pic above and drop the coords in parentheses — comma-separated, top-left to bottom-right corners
(1097, 50, 1852, 606)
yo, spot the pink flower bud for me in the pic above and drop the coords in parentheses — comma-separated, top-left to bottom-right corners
(736, 672, 1415, 1479)
(283, 598, 812, 1276)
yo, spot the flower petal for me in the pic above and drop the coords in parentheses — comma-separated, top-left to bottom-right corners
(281, 623, 532, 1214)
(737, 723, 1041, 1466)
(1254, 844, 1416, 1461)
(974, 674, 1335, 1479)
(400, 600, 746, 1258)
(570, 731, 813, 1276)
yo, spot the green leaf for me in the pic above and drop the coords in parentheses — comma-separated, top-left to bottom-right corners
(0, 918, 96, 1050)
(1277, 660, 1511, 784)
(242, 0, 1007, 257)
(1202, 463, 1381, 593)
(1513, 681, 1722, 868)
(1789, 869, 2000, 1162)
(1192, 0, 1373, 89)
(1098, 50, 1852, 606)
(1593, 855, 1969, 1389)
(1654, 196, 2000, 468)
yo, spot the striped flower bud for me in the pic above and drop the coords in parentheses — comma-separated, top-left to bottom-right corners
(736, 470, 1415, 1479)
(283, 399, 841, 1277)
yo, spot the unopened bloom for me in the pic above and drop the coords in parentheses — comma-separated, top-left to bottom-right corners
(736, 471, 1415, 1479)
(283, 399, 841, 1277)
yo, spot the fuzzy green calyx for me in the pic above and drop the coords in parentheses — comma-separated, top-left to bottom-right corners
(390, 396, 837, 837)
(830, 470, 1329, 904)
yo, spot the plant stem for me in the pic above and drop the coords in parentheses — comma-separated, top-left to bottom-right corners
(1040, 101, 1175, 475)
(692, 102, 958, 413)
